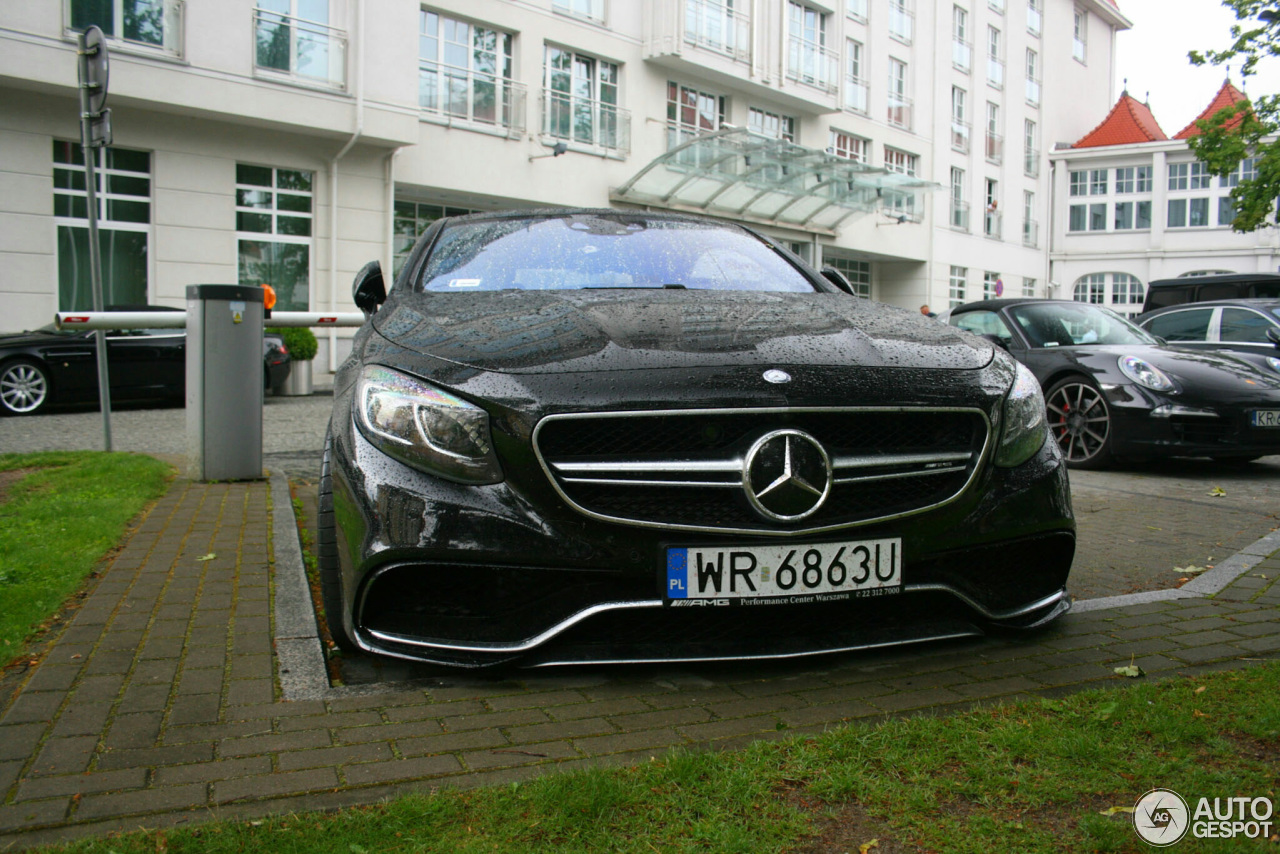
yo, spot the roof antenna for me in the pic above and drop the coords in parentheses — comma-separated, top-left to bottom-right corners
(1122, 77, 1128, 94)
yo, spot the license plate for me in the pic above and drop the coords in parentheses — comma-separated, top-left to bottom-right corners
(1251, 409, 1280, 428)
(665, 539, 901, 605)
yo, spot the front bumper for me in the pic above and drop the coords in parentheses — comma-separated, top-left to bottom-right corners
(1102, 384, 1280, 459)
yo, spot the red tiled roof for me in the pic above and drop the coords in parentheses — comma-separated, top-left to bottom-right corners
(1174, 80, 1248, 139)
(1073, 92, 1168, 148)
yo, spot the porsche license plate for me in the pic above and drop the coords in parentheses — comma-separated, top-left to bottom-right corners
(1251, 409, 1280, 428)
(665, 539, 901, 605)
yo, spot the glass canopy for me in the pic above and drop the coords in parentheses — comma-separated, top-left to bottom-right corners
(611, 128, 938, 234)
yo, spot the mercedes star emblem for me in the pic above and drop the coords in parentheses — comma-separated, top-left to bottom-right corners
(763, 369, 791, 384)
(742, 429, 832, 522)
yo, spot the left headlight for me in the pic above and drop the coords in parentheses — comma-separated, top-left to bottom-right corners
(1118, 355, 1177, 392)
(995, 361, 1047, 468)
(356, 365, 503, 484)
(1267, 356, 1280, 374)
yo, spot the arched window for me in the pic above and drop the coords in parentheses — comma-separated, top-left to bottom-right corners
(1112, 273, 1144, 305)
(1073, 274, 1105, 303)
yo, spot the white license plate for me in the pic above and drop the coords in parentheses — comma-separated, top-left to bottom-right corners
(665, 539, 901, 605)
(1251, 409, 1280, 428)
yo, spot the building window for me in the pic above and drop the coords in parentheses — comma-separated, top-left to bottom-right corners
(749, 107, 796, 141)
(884, 147, 919, 220)
(983, 271, 1001, 299)
(1168, 197, 1209, 228)
(949, 265, 967, 308)
(1114, 201, 1133, 230)
(1090, 169, 1107, 195)
(984, 178, 1000, 237)
(1220, 157, 1259, 187)
(986, 26, 1003, 88)
(1112, 274, 1144, 306)
(1024, 119, 1038, 176)
(543, 46, 625, 152)
(1027, 0, 1041, 36)
(1189, 161, 1212, 189)
(1168, 162, 1189, 191)
(686, 0, 747, 57)
(255, 0, 347, 87)
(845, 39, 868, 112)
(1022, 276, 1036, 298)
(419, 11, 519, 129)
(1115, 167, 1134, 193)
(393, 201, 480, 276)
(553, 0, 605, 24)
(1022, 190, 1037, 246)
(952, 5, 971, 72)
(1072, 8, 1086, 63)
(985, 102, 1002, 164)
(829, 129, 868, 163)
(70, 0, 181, 52)
(888, 0, 913, 43)
(667, 81, 726, 159)
(1074, 274, 1105, 304)
(1025, 48, 1040, 105)
(1069, 171, 1087, 197)
(53, 141, 151, 311)
(1088, 202, 1106, 231)
(825, 256, 871, 298)
(847, 0, 867, 21)
(951, 87, 970, 152)
(1069, 204, 1086, 231)
(887, 58, 911, 129)
(235, 163, 313, 312)
(951, 167, 969, 231)
(788, 1, 834, 89)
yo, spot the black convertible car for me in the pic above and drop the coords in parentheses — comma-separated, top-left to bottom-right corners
(949, 299, 1280, 468)
(0, 306, 291, 415)
(323, 210, 1075, 668)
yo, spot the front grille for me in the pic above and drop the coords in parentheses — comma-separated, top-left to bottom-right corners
(534, 408, 990, 534)
(1169, 416, 1234, 445)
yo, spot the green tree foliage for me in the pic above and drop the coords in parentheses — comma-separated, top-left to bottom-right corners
(1188, 0, 1280, 231)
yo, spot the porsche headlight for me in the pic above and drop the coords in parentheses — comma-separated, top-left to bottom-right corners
(1267, 356, 1280, 374)
(356, 365, 503, 484)
(996, 361, 1047, 468)
(1118, 355, 1176, 392)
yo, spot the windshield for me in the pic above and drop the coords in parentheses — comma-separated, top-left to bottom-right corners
(1008, 302, 1160, 348)
(414, 214, 817, 293)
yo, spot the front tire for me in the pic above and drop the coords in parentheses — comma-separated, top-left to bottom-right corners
(0, 359, 51, 415)
(319, 435, 359, 653)
(1045, 377, 1113, 469)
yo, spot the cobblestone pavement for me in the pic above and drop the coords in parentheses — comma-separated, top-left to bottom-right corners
(1, 395, 1278, 847)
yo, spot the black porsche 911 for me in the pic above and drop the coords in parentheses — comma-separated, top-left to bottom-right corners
(0, 306, 292, 415)
(322, 210, 1076, 668)
(949, 299, 1280, 468)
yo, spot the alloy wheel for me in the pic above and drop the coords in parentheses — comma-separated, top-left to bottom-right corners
(1045, 380, 1110, 465)
(0, 362, 49, 414)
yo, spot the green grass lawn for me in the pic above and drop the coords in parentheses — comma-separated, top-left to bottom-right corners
(34, 661, 1280, 853)
(0, 451, 172, 663)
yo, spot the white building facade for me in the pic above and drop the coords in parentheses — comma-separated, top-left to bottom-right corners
(1049, 83, 1280, 317)
(1, 0, 1128, 368)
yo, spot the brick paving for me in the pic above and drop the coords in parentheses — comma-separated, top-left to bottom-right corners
(0, 469, 1278, 849)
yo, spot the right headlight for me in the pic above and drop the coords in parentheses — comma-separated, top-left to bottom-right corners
(1267, 356, 1280, 374)
(995, 361, 1048, 468)
(356, 365, 503, 484)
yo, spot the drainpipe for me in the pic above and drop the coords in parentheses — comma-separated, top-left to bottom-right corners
(329, 0, 365, 373)
(384, 146, 406, 278)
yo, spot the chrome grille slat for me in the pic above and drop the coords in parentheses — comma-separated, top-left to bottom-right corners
(533, 406, 992, 536)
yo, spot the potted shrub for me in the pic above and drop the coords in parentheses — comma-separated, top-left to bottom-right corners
(271, 326, 317, 395)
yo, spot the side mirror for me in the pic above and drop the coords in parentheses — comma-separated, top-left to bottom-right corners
(352, 260, 386, 319)
(1267, 326, 1280, 347)
(979, 333, 1010, 351)
(820, 266, 855, 295)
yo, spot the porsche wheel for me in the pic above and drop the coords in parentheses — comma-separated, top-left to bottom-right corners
(1045, 377, 1113, 469)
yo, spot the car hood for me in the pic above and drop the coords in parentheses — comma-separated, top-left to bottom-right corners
(371, 290, 993, 374)
(1052, 344, 1280, 393)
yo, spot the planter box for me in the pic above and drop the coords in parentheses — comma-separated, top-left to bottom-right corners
(283, 359, 314, 396)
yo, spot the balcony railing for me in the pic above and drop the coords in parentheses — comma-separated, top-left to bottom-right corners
(1073, 38, 1086, 63)
(889, 6, 913, 43)
(787, 38, 839, 92)
(684, 0, 751, 61)
(1023, 218, 1039, 247)
(953, 39, 971, 72)
(951, 200, 970, 231)
(1024, 147, 1040, 177)
(1027, 4, 1042, 35)
(887, 95, 913, 130)
(542, 90, 631, 155)
(844, 77, 869, 113)
(419, 62, 527, 136)
(984, 209, 1002, 238)
(986, 132, 1003, 164)
(1025, 77, 1041, 106)
(951, 120, 971, 153)
(986, 56, 1004, 88)
(254, 8, 347, 88)
(988, 0, 1005, 13)
(847, 0, 868, 21)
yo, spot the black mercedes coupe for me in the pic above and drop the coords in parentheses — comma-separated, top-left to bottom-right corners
(949, 299, 1280, 468)
(322, 210, 1075, 668)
